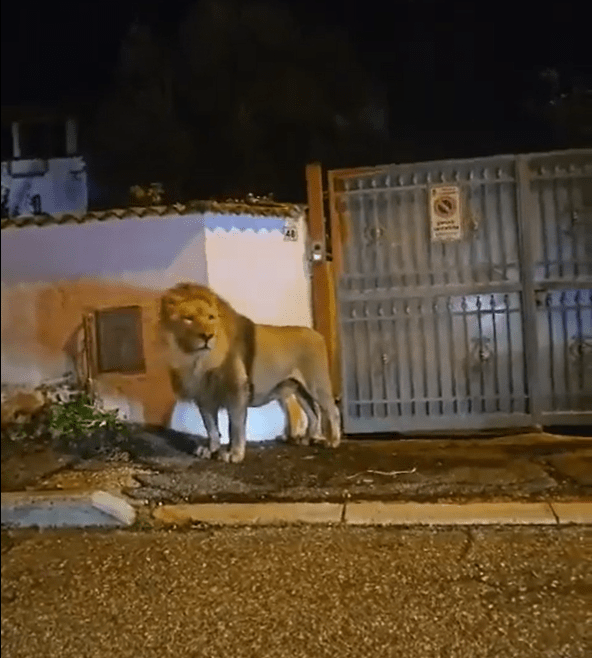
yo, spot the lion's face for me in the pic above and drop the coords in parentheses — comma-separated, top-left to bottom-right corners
(162, 286, 222, 354)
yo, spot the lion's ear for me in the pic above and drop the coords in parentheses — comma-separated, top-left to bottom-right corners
(214, 297, 227, 317)
(160, 296, 174, 321)
(176, 282, 195, 295)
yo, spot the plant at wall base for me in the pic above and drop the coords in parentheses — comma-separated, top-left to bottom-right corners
(2, 376, 130, 452)
(47, 392, 130, 446)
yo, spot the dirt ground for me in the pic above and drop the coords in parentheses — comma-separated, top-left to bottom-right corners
(2, 425, 591, 505)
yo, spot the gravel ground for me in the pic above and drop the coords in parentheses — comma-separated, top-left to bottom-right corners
(5, 431, 592, 503)
(1, 525, 591, 658)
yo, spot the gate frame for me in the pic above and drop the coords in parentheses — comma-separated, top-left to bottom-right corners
(305, 163, 341, 398)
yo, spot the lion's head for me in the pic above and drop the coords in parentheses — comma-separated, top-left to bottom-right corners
(161, 283, 226, 354)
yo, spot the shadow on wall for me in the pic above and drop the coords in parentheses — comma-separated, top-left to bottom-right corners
(170, 400, 288, 443)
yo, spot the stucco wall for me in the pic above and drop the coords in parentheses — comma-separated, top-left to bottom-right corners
(1, 213, 208, 425)
(0, 280, 175, 425)
(1, 211, 312, 440)
(1, 214, 208, 287)
(204, 220, 312, 327)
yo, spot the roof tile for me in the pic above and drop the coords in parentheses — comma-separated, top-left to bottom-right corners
(1, 199, 306, 230)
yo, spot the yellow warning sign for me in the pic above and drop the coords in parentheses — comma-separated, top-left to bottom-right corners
(430, 185, 462, 242)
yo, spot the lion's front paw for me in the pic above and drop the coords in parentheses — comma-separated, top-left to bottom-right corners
(194, 445, 213, 459)
(281, 434, 310, 446)
(194, 444, 221, 459)
(306, 433, 340, 448)
(308, 434, 327, 446)
(218, 448, 245, 463)
(326, 436, 341, 448)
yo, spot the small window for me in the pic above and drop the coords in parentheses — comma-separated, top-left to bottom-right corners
(95, 306, 146, 374)
(18, 123, 46, 159)
(17, 121, 67, 159)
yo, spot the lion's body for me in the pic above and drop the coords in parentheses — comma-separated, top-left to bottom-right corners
(161, 283, 341, 462)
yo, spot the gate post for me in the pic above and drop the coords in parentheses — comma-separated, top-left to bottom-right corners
(305, 163, 341, 397)
(516, 156, 543, 426)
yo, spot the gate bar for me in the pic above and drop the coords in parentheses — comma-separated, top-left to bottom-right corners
(516, 156, 542, 426)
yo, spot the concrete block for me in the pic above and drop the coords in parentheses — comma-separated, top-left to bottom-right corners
(1, 490, 136, 528)
(344, 501, 558, 526)
(550, 501, 592, 525)
(153, 502, 343, 526)
(91, 490, 137, 525)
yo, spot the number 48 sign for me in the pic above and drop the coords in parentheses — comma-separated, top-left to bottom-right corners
(283, 221, 298, 242)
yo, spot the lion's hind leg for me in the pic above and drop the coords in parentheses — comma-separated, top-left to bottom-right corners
(314, 388, 342, 448)
(286, 368, 341, 447)
(277, 393, 309, 445)
(272, 379, 322, 445)
(287, 379, 325, 444)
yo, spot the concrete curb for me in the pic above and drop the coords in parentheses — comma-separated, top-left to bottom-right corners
(550, 502, 592, 525)
(153, 502, 343, 526)
(152, 500, 592, 527)
(1, 490, 137, 528)
(2, 491, 591, 528)
(344, 501, 558, 526)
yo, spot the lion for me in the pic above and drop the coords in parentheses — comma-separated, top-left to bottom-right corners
(160, 282, 341, 463)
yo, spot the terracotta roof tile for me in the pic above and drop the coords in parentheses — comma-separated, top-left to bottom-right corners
(1, 199, 306, 230)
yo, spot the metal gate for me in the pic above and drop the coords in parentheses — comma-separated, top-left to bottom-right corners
(329, 150, 592, 433)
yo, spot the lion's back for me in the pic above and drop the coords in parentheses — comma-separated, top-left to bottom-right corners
(251, 323, 332, 393)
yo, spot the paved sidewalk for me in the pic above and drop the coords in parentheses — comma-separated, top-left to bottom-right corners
(2, 429, 591, 528)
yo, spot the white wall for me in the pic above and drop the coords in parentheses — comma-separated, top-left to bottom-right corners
(0, 214, 208, 288)
(204, 220, 312, 327)
(1, 157, 88, 218)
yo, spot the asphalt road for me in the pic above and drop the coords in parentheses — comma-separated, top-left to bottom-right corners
(1, 525, 590, 658)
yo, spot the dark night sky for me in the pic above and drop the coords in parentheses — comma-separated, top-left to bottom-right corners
(1, 0, 591, 159)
